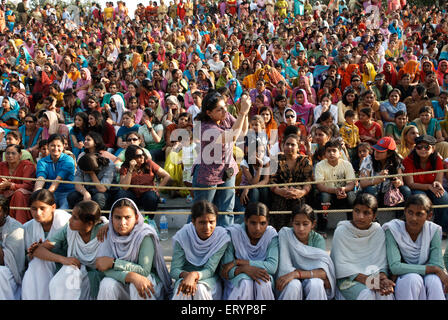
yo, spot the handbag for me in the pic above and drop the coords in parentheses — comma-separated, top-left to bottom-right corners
(384, 183, 404, 207)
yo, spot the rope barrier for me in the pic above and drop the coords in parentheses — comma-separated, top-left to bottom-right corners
(2, 168, 448, 191)
(11, 204, 448, 215)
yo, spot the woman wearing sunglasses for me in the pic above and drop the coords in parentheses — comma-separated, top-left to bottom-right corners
(116, 144, 172, 225)
(403, 135, 448, 239)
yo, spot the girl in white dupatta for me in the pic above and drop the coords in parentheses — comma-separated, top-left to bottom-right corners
(331, 193, 396, 300)
(21, 189, 71, 300)
(95, 198, 172, 300)
(220, 202, 278, 300)
(171, 200, 230, 300)
(31, 201, 107, 300)
(383, 194, 448, 300)
(276, 204, 336, 300)
(0, 196, 25, 300)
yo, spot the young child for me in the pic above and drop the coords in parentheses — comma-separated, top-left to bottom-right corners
(180, 129, 196, 203)
(31, 200, 108, 300)
(69, 112, 89, 159)
(276, 204, 336, 300)
(353, 142, 372, 174)
(220, 202, 278, 300)
(36, 139, 49, 162)
(314, 139, 357, 236)
(339, 109, 360, 162)
(384, 194, 448, 300)
(187, 91, 202, 121)
(246, 115, 269, 153)
(355, 107, 383, 146)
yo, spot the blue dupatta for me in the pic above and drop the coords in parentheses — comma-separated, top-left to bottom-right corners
(0, 97, 20, 122)
(16, 46, 32, 65)
(226, 78, 243, 103)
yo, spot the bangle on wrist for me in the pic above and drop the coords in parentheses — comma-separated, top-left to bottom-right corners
(310, 270, 314, 278)
(297, 270, 301, 279)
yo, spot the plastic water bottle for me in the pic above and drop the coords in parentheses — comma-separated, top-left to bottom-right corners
(159, 215, 169, 241)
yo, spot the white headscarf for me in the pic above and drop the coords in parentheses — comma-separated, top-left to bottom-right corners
(382, 219, 441, 265)
(96, 198, 172, 297)
(330, 220, 388, 280)
(110, 94, 127, 124)
(278, 227, 336, 299)
(172, 222, 230, 267)
(226, 223, 277, 261)
(0, 216, 25, 284)
(23, 209, 71, 250)
(66, 220, 107, 269)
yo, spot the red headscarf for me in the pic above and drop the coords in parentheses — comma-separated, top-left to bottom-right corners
(419, 60, 436, 83)
(341, 64, 361, 92)
(381, 61, 398, 87)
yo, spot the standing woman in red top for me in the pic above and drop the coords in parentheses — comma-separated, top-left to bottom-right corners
(403, 135, 448, 238)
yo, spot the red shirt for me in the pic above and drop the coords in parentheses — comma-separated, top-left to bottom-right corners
(120, 159, 161, 197)
(403, 154, 443, 184)
(355, 120, 382, 144)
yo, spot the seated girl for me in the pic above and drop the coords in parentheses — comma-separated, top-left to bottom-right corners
(220, 202, 278, 300)
(170, 200, 230, 300)
(0, 195, 25, 300)
(276, 204, 336, 300)
(69, 112, 89, 159)
(67, 152, 115, 211)
(31, 201, 107, 300)
(95, 198, 172, 300)
(21, 189, 71, 300)
(383, 194, 448, 300)
(331, 193, 395, 300)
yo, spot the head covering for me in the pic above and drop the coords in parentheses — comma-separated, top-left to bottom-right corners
(436, 60, 448, 86)
(172, 221, 230, 267)
(76, 67, 92, 88)
(97, 198, 172, 298)
(372, 136, 397, 152)
(226, 223, 277, 261)
(415, 134, 437, 146)
(400, 60, 419, 81)
(283, 107, 297, 123)
(381, 61, 398, 87)
(361, 62, 377, 87)
(110, 94, 127, 123)
(226, 78, 243, 103)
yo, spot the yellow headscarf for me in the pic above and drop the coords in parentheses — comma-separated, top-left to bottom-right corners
(362, 62, 377, 87)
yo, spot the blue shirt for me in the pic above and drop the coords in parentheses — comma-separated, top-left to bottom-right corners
(36, 153, 76, 193)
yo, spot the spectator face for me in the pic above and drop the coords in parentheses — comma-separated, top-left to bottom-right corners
(389, 91, 400, 105)
(404, 204, 432, 236)
(283, 136, 299, 156)
(395, 114, 408, 127)
(49, 138, 64, 159)
(419, 111, 432, 124)
(292, 213, 315, 243)
(192, 213, 217, 240)
(112, 206, 138, 236)
(352, 204, 375, 230)
(260, 109, 271, 124)
(4, 146, 20, 165)
(245, 214, 268, 244)
(206, 99, 227, 123)
(126, 133, 141, 146)
(83, 135, 95, 151)
(6, 133, 20, 146)
(30, 200, 56, 225)
(314, 128, 329, 145)
(325, 146, 340, 163)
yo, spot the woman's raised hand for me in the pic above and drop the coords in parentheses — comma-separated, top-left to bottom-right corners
(239, 93, 251, 116)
